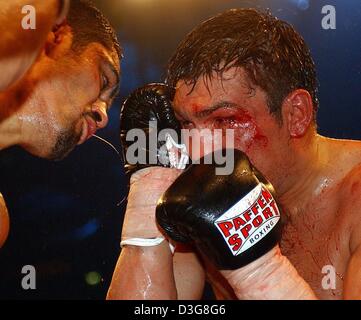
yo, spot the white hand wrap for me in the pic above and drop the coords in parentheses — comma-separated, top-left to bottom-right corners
(120, 237, 175, 254)
(120, 167, 181, 254)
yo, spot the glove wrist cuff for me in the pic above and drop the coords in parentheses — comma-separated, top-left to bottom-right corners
(221, 245, 316, 299)
(222, 245, 282, 289)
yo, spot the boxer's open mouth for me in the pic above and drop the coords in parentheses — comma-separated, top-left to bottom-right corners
(77, 116, 98, 145)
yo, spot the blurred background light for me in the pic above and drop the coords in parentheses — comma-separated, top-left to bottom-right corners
(289, 0, 310, 10)
(85, 271, 102, 286)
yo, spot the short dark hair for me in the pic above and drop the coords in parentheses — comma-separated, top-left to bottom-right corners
(66, 0, 122, 60)
(166, 8, 319, 123)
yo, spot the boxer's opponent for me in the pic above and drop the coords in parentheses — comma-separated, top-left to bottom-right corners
(0, 0, 121, 249)
(108, 9, 361, 300)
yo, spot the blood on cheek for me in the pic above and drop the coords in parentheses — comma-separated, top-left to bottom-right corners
(213, 110, 268, 150)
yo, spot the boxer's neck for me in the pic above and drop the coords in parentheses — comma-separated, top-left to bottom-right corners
(0, 78, 32, 150)
(0, 111, 22, 151)
(276, 133, 328, 213)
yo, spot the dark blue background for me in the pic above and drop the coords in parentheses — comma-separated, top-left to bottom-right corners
(0, 0, 360, 299)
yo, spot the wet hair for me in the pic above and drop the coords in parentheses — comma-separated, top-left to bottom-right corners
(166, 8, 319, 123)
(66, 0, 122, 60)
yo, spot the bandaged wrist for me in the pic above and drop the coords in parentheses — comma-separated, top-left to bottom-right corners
(121, 237, 165, 247)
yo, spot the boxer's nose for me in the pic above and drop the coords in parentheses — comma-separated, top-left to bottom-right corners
(92, 101, 109, 129)
(184, 126, 227, 162)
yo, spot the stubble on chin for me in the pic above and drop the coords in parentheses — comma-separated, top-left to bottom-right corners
(48, 122, 82, 161)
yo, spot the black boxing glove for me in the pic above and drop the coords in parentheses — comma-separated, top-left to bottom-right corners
(120, 83, 188, 175)
(156, 149, 282, 270)
(119, 83, 188, 250)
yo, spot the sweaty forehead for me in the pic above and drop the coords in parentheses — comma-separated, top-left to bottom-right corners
(173, 68, 256, 113)
(83, 43, 120, 72)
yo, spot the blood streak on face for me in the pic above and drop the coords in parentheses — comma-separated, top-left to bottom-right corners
(191, 103, 203, 114)
(173, 71, 273, 158)
(215, 109, 268, 152)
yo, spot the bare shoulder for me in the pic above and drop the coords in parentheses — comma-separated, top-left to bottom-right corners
(327, 137, 361, 202)
(322, 137, 361, 252)
(322, 138, 361, 186)
(337, 160, 361, 253)
(0, 193, 10, 248)
(339, 159, 361, 201)
(327, 137, 361, 164)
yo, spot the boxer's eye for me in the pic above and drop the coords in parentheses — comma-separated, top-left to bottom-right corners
(101, 74, 109, 91)
(214, 117, 234, 127)
(181, 120, 194, 129)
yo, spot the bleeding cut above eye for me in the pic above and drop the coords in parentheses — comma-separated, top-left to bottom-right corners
(212, 117, 254, 129)
(211, 108, 256, 129)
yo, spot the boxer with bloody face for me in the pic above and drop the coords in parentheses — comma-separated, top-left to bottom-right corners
(109, 9, 361, 300)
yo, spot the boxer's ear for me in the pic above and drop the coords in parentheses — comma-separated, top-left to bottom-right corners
(43, 23, 73, 59)
(283, 89, 314, 138)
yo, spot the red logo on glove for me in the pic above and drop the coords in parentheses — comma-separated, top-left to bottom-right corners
(215, 184, 280, 255)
